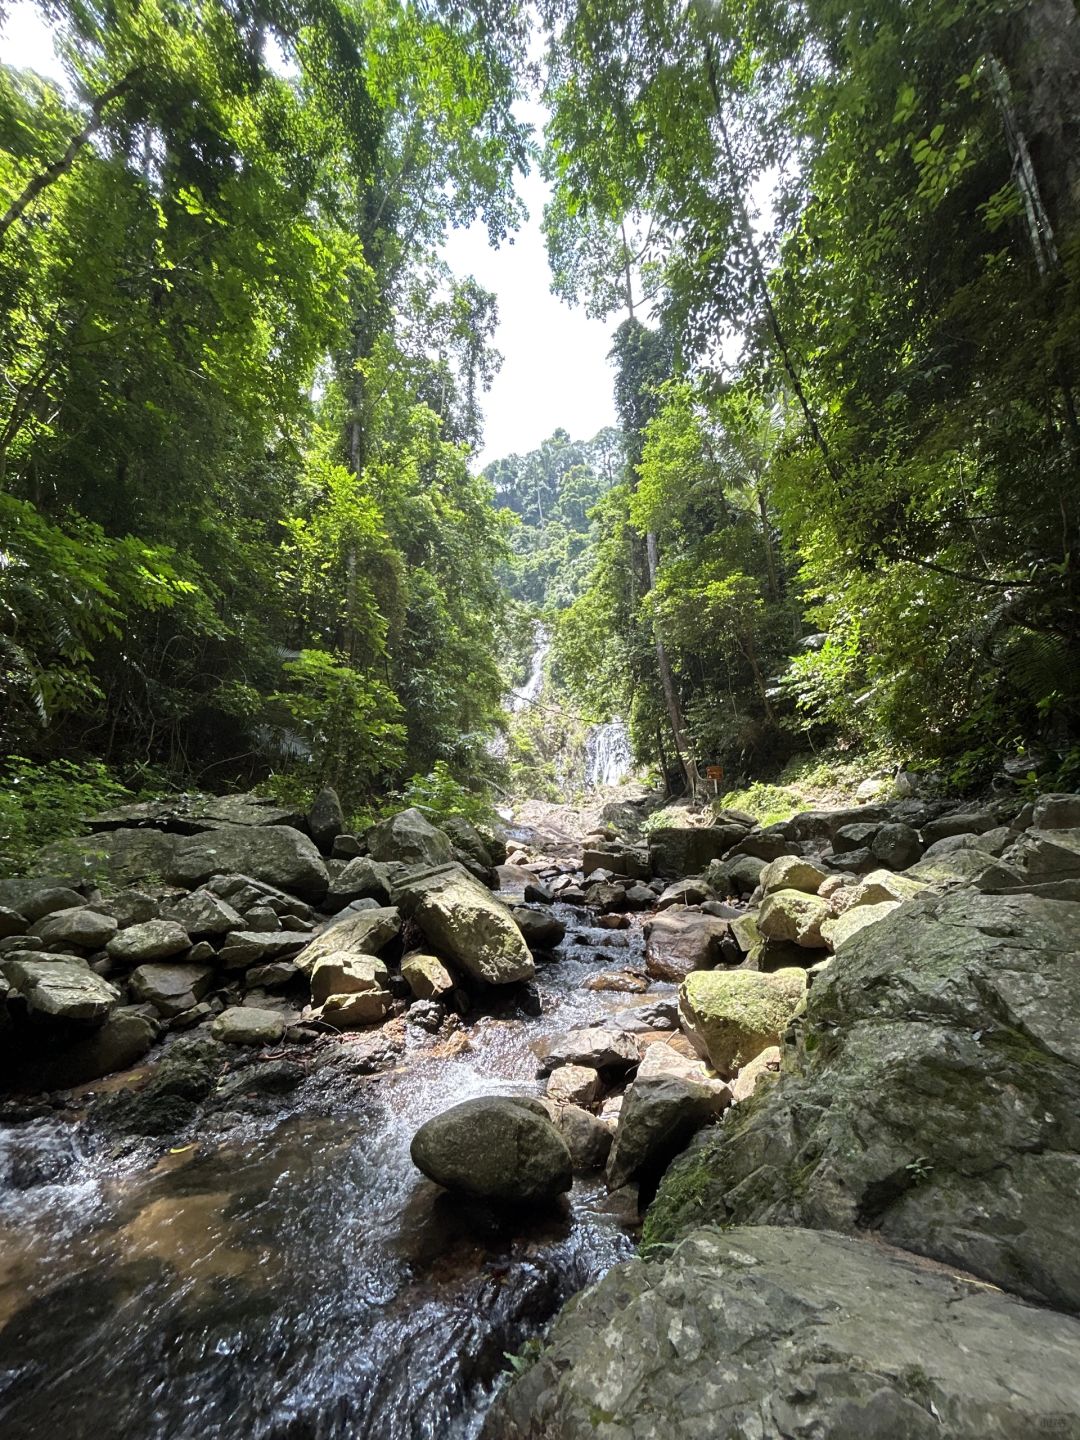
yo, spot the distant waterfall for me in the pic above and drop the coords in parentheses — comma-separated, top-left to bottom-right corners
(509, 625, 549, 714)
(584, 717, 632, 788)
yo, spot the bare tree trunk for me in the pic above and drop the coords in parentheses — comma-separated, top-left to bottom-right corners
(646, 531, 701, 795)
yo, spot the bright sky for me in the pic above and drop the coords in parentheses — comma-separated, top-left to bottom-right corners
(0, 3, 617, 470)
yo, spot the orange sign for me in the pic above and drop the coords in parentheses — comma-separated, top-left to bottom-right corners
(705, 765, 725, 781)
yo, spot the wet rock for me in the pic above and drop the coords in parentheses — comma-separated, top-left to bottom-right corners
(487, 1224, 1080, 1439)
(406, 872, 534, 985)
(410, 1095, 572, 1204)
(29, 906, 118, 950)
(295, 905, 402, 977)
(584, 881, 630, 914)
(545, 1063, 601, 1107)
(215, 1058, 304, 1099)
(509, 907, 567, 950)
(15, 1008, 157, 1090)
(643, 911, 737, 981)
(757, 889, 830, 948)
(535, 1026, 640, 1077)
(759, 855, 829, 896)
(106, 919, 190, 964)
(652, 889, 1080, 1313)
(366, 807, 452, 867)
(606, 1047, 730, 1190)
(583, 969, 649, 994)
(171, 825, 329, 901)
(309, 952, 389, 1006)
(211, 1006, 285, 1045)
(607, 997, 679, 1032)
(2, 955, 119, 1025)
(679, 967, 807, 1076)
(622, 882, 655, 911)
(557, 1104, 612, 1171)
(307, 786, 345, 852)
(401, 951, 455, 999)
(128, 962, 215, 1017)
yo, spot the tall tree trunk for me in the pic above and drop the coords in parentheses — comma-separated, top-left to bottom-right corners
(646, 531, 701, 796)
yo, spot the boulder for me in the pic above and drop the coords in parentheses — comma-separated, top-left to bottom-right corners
(410, 1095, 573, 1203)
(484, 1225, 1080, 1439)
(759, 855, 828, 896)
(643, 911, 737, 981)
(309, 952, 389, 1006)
(245, 961, 298, 989)
(870, 821, 923, 869)
(1000, 827, 1080, 883)
(307, 786, 344, 851)
(129, 962, 215, 1017)
(535, 1026, 640, 1077)
(320, 989, 390, 1025)
(294, 906, 401, 975)
(921, 809, 997, 844)
(206, 873, 314, 921)
(557, 1104, 613, 1171)
(31, 828, 176, 887)
(2, 955, 119, 1025)
(679, 967, 807, 1076)
(820, 901, 899, 951)
(649, 889, 1080, 1314)
(106, 919, 190, 964)
(789, 805, 889, 840)
(440, 815, 495, 869)
(509, 907, 567, 949)
(757, 889, 830, 948)
(217, 930, 307, 971)
(0, 880, 84, 920)
(15, 1008, 157, 1090)
(211, 1006, 285, 1045)
(847, 868, 929, 907)
(0, 907, 26, 939)
(724, 830, 793, 863)
(832, 821, 879, 853)
(407, 872, 533, 985)
(401, 952, 455, 999)
(655, 877, 713, 909)
(170, 825, 328, 901)
(29, 906, 118, 950)
(706, 854, 767, 896)
(1032, 793, 1080, 830)
(545, 1063, 601, 1107)
(648, 826, 745, 879)
(326, 857, 395, 908)
(103, 889, 159, 928)
(731, 1044, 780, 1103)
(366, 807, 452, 866)
(88, 792, 303, 832)
(606, 1047, 731, 1190)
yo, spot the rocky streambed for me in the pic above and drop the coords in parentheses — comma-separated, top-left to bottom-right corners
(4, 784, 1080, 1437)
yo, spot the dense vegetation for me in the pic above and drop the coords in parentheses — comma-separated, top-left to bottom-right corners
(3, 0, 1079, 844)
(0, 0, 530, 814)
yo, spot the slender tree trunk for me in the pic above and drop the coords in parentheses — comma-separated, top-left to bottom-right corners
(0, 73, 137, 245)
(646, 531, 701, 795)
(757, 484, 780, 602)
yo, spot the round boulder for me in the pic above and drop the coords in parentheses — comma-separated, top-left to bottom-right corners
(410, 1095, 573, 1204)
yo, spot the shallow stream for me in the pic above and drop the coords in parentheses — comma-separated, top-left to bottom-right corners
(0, 906, 649, 1439)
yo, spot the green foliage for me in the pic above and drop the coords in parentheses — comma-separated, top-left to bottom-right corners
(0, 756, 131, 876)
(400, 760, 493, 827)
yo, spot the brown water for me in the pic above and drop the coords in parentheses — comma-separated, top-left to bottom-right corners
(0, 907, 653, 1439)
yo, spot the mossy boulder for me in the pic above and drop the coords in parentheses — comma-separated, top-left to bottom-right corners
(757, 889, 830, 947)
(679, 968, 807, 1076)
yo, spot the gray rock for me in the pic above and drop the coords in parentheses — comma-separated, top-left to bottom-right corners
(921, 809, 997, 844)
(509, 907, 566, 949)
(724, 830, 792, 863)
(832, 822, 879, 853)
(410, 1095, 572, 1204)
(441, 815, 496, 869)
(759, 855, 829, 895)
(758, 888, 831, 948)
(242, 905, 279, 932)
(366, 807, 452, 866)
(870, 820, 923, 869)
(545, 1064, 601, 1107)
(32, 828, 177, 888)
(706, 854, 767, 896)
(649, 889, 1080, 1313)
(129, 962, 215, 1017)
(606, 1048, 730, 1190)
(0, 906, 27, 939)
(326, 856, 395, 908)
(245, 961, 298, 989)
(162, 888, 244, 936)
(648, 826, 745, 879)
(1033, 793, 1080, 830)
(401, 951, 455, 999)
(170, 825, 328, 901)
(210, 1006, 285, 1045)
(0, 880, 84, 920)
(643, 911, 736, 981)
(218, 930, 307, 971)
(789, 805, 890, 841)
(557, 1104, 613, 1171)
(485, 1225, 1080, 1439)
(102, 889, 159, 929)
(29, 906, 118, 950)
(106, 919, 190, 964)
(205, 873, 314, 921)
(404, 870, 533, 985)
(294, 905, 401, 975)
(87, 792, 304, 831)
(1000, 827, 1080, 883)
(678, 967, 807, 1076)
(309, 952, 389, 1006)
(535, 1026, 639, 1077)
(307, 786, 344, 851)
(320, 989, 390, 1025)
(2, 955, 119, 1024)
(654, 877, 713, 909)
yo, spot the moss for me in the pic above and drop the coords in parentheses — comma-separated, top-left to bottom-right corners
(641, 1140, 727, 1253)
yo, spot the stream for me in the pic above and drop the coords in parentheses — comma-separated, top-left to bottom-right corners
(0, 902, 651, 1439)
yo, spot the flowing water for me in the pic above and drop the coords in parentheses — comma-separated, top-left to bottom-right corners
(0, 906, 652, 1440)
(584, 719, 632, 789)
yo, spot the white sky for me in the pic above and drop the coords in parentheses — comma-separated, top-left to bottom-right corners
(0, 2, 617, 470)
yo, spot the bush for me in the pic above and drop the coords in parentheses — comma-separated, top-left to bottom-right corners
(399, 761, 494, 827)
(0, 757, 131, 876)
